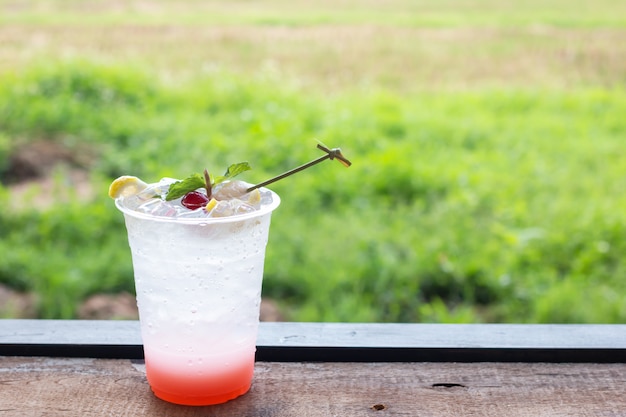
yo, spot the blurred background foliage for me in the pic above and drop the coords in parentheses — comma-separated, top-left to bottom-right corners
(0, 0, 625, 322)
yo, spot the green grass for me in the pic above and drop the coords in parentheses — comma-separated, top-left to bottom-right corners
(0, 60, 625, 322)
(1, 0, 625, 322)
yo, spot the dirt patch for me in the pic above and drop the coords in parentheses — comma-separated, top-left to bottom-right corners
(3, 140, 95, 210)
(3, 140, 80, 184)
(78, 292, 139, 320)
(7, 167, 94, 210)
(0, 284, 37, 318)
(260, 298, 285, 322)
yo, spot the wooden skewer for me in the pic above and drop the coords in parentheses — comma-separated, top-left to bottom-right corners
(246, 144, 352, 192)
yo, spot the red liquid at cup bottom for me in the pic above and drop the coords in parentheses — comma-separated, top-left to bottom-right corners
(144, 347, 255, 406)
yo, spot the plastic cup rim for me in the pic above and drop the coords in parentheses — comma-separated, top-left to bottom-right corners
(114, 188, 281, 224)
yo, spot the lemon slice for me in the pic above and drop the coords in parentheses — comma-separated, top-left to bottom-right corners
(108, 176, 148, 199)
(205, 198, 218, 212)
(245, 188, 261, 205)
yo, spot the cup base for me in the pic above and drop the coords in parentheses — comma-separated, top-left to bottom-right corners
(152, 382, 252, 406)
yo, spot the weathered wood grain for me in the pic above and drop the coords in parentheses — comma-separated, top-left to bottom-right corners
(1, 357, 625, 417)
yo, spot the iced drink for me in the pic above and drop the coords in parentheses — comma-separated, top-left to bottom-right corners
(113, 178, 280, 405)
(110, 146, 350, 405)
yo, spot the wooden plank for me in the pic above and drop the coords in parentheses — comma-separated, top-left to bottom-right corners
(258, 322, 626, 363)
(0, 357, 625, 416)
(0, 319, 142, 359)
(1, 320, 625, 362)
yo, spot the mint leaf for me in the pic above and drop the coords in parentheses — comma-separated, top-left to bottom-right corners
(164, 163, 251, 201)
(165, 174, 206, 201)
(213, 162, 251, 185)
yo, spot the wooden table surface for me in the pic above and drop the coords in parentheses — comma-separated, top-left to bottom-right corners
(2, 321, 625, 416)
(1, 356, 625, 417)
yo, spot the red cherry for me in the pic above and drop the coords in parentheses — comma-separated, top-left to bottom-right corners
(181, 191, 209, 210)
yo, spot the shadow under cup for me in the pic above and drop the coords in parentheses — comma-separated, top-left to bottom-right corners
(115, 190, 280, 406)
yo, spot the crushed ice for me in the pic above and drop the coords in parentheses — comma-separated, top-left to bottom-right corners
(122, 178, 273, 219)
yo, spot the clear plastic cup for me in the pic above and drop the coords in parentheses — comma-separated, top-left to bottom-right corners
(115, 188, 280, 406)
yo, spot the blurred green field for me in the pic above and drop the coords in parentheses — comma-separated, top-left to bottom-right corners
(0, 0, 625, 322)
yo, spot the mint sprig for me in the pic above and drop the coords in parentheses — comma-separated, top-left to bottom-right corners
(214, 162, 252, 184)
(165, 162, 252, 201)
(164, 174, 206, 201)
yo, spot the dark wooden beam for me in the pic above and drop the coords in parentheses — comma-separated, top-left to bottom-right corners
(1, 320, 625, 362)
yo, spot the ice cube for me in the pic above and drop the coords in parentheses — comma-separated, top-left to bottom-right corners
(176, 207, 210, 219)
(137, 199, 181, 217)
(207, 200, 234, 218)
(234, 201, 256, 215)
(123, 177, 273, 219)
(213, 180, 252, 201)
(121, 178, 178, 210)
(207, 199, 257, 217)
(259, 189, 274, 206)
